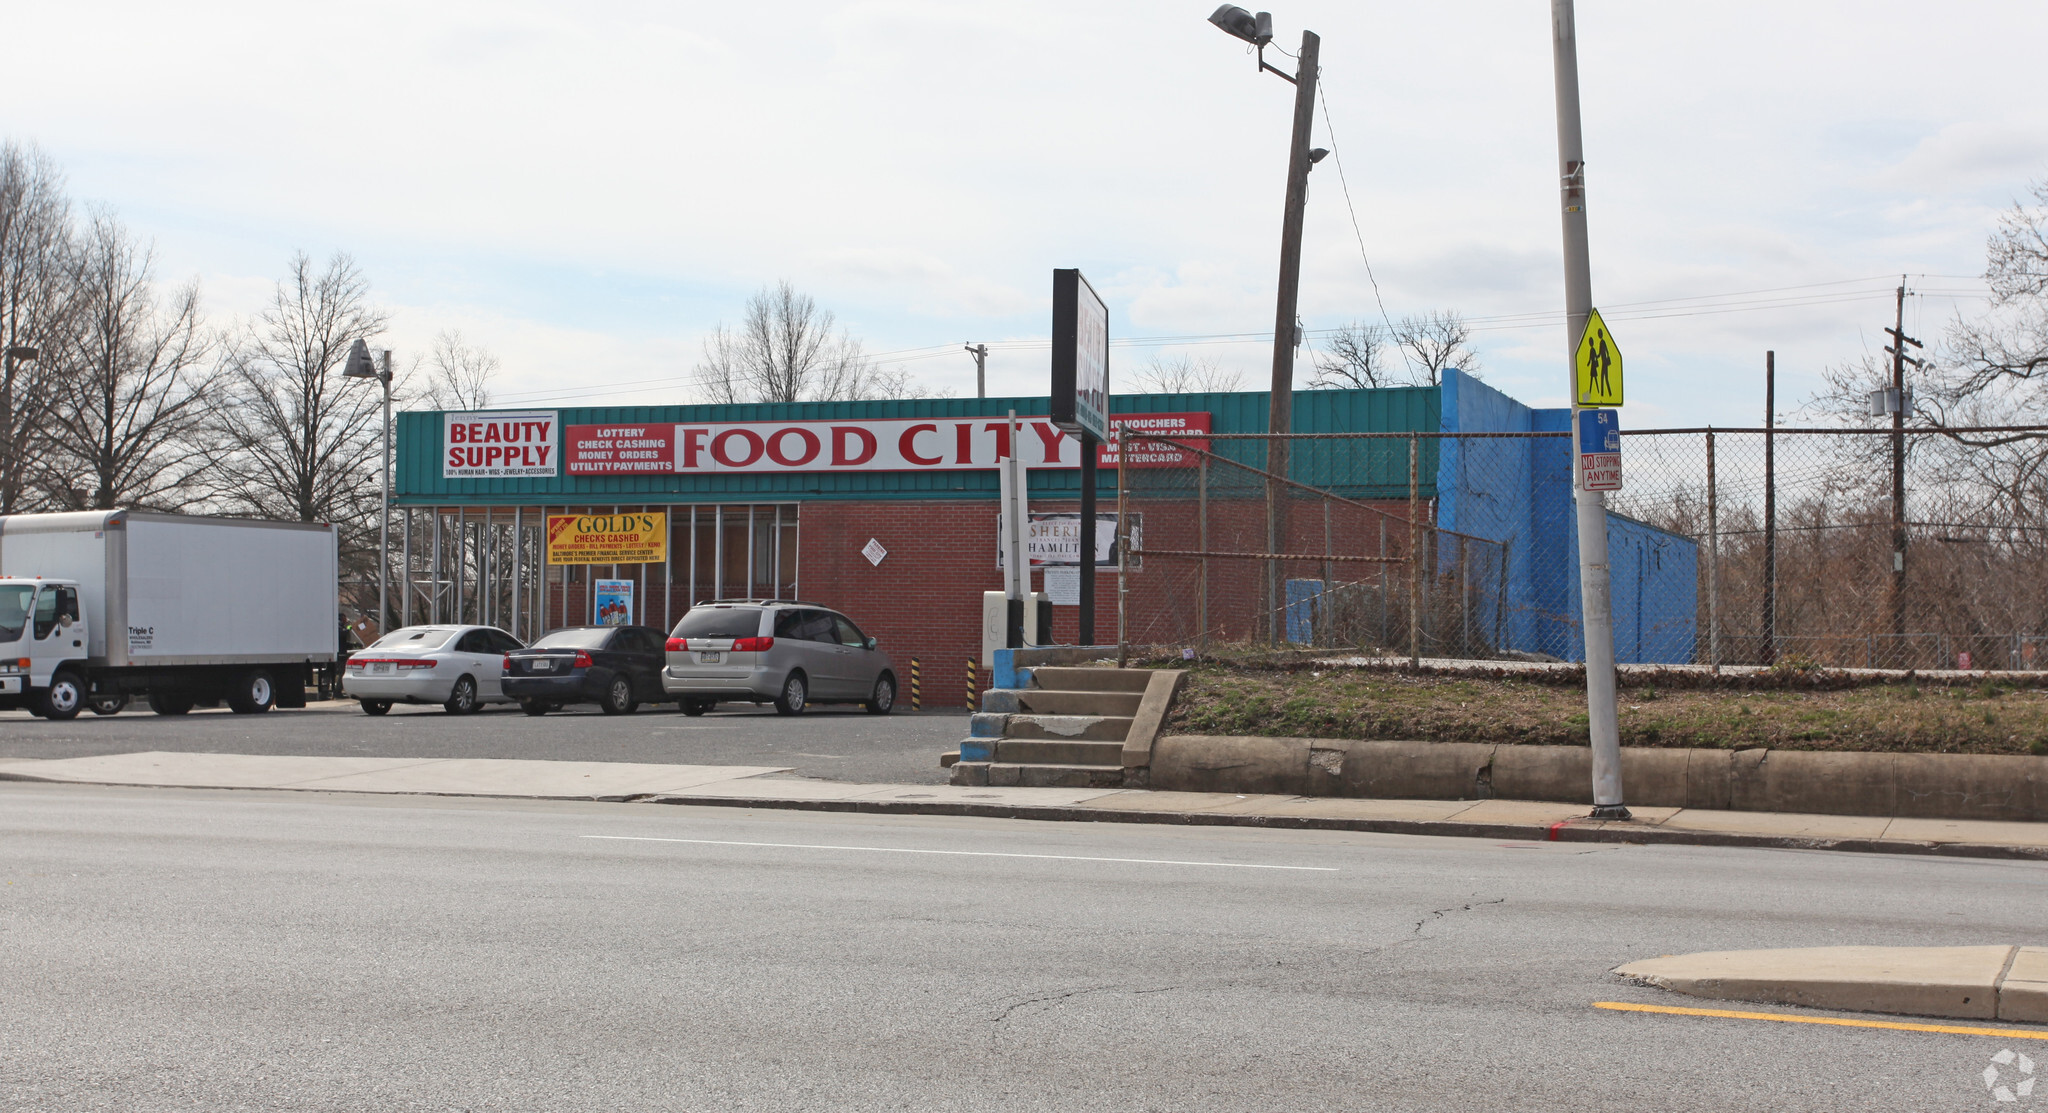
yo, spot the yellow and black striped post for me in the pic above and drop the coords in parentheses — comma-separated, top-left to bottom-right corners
(966, 658, 979, 710)
(909, 657, 921, 711)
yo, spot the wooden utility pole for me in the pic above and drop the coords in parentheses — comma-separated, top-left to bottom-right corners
(1763, 351, 1775, 666)
(1883, 278, 1922, 655)
(1264, 30, 1320, 642)
(965, 343, 988, 399)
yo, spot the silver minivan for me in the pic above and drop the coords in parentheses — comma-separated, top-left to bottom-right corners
(662, 600, 897, 716)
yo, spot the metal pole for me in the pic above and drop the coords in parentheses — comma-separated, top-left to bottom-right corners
(665, 506, 675, 624)
(1764, 352, 1777, 666)
(511, 506, 522, 637)
(1889, 279, 1909, 652)
(401, 507, 413, 628)
(1408, 434, 1421, 668)
(689, 506, 698, 609)
(1080, 430, 1097, 645)
(1322, 496, 1333, 647)
(1379, 516, 1389, 651)
(746, 504, 756, 599)
(1552, 0, 1627, 817)
(1197, 454, 1209, 655)
(1460, 535, 1470, 658)
(377, 355, 392, 636)
(455, 507, 468, 624)
(1116, 425, 1129, 666)
(430, 510, 442, 625)
(1264, 29, 1321, 647)
(714, 505, 724, 601)
(1706, 430, 1719, 673)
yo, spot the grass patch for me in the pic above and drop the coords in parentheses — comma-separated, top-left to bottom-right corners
(1164, 665, 2048, 755)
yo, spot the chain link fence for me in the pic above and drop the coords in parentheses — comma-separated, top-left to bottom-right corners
(1112, 425, 2048, 672)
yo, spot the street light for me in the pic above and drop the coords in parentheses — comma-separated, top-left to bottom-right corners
(344, 338, 393, 639)
(1205, 6, 1321, 643)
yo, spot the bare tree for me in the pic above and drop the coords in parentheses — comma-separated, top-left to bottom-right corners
(419, 328, 498, 411)
(198, 251, 391, 566)
(695, 281, 916, 403)
(1130, 353, 1245, 394)
(44, 213, 215, 511)
(1393, 310, 1482, 384)
(0, 142, 78, 512)
(1310, 321, 1394, 389)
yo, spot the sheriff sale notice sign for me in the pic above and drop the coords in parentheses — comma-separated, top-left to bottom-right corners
(545, 512, 668, 565)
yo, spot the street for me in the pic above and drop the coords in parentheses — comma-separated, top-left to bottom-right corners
(4, 782, 2043, 1111)
(0, 702, 963, 785)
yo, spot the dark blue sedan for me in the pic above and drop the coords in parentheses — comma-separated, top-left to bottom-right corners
(502, 625, 671, 715)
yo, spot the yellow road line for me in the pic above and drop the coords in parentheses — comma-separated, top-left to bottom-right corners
(1594, 1001, 2048, 1040)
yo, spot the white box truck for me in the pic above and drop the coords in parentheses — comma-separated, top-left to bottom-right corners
(0, 510, 339, 719)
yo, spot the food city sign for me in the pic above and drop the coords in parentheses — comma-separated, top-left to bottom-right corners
(663, 412, 1209, 475)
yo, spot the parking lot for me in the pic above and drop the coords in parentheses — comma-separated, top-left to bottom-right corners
(0, 700, 965, 785)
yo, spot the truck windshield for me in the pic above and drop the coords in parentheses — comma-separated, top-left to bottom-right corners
(0, 584, 31, 642)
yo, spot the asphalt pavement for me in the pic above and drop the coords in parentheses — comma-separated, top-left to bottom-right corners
(3, 782, 2044, 1111)
(0, 700, 963, 784)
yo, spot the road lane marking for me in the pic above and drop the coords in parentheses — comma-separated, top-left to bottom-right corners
(1594, 1001, 2048, 1040)
(578, 835, 1337, 871)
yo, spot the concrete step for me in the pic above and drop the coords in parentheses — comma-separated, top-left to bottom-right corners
(995, 739, 1124, 766)
(1014, 689, 1144, 717)
(1002, 714, 1133, 743)
(1028, 666, 1152, 694)
(991, 762, 1126, 789)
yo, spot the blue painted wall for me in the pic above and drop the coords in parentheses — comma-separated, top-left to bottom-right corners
(1438, 369, 1697, 664)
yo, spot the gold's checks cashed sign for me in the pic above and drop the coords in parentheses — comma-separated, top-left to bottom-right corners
(546, 513, 667, 565)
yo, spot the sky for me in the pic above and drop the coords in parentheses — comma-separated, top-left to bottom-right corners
(4, 1, 2045, 427)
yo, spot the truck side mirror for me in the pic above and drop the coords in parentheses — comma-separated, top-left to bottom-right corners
(58, 614, 73, 629)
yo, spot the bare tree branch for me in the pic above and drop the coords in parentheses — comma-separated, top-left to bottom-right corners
(694, 280, 925, 402)
(0, 141, 79, 513)
(1130, 353, 1245, 394)
(418, 328, 498, 411)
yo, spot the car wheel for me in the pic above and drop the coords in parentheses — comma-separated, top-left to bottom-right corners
(521, 700, 552, 716)
(600, 676, 637, 715)
(147, 692, 193, 716)
(774, 671, 808, 716)
(443, 675, 479, 715)
(227, 669, 275, 714)
(359, 699, 392, 716)
(682, 698, 713, 717)
(36, 671, 85, 721)
(89, 694, 129, 716)
(865, 673, 895, 715)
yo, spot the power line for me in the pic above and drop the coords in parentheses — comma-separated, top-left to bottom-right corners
(1314, 76, 1409, 372)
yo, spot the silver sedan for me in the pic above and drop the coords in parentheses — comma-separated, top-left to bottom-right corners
(342, 624, 527, 715)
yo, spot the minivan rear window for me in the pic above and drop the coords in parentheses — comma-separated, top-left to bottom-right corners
(531, 628, 615, 650)
(672, 607, 764, 639)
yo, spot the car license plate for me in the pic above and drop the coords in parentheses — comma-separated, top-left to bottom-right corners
(371, 663, 392, 675)
(698, 651, 722, 664)
(535, 659, 555, 671)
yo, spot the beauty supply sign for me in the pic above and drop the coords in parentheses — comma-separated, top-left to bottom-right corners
(443, 411, 559, 478)
(660, 412, 1209, 474)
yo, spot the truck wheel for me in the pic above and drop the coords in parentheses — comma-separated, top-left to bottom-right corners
(443, 675, 479, 715)
(227, 670, 275, 714)
(89, 694, 128, 716)
(147, 692, 193, 716)
(359, 699, 392, 716)
(35, 672, 86, 721)
(773, 671, 808, 716)
(600, 676, 638, 715)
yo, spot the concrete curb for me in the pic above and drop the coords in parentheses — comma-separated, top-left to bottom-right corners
(1149, 735, 2048, 823)
(1614, 945, 2048, 1023)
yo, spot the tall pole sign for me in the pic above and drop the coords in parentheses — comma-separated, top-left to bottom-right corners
(1551, 0, 1629, 819)
(1051, 268, 1109, 645)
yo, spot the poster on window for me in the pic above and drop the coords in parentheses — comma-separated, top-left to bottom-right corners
(997, 512, 1138, 570)
(594, 579, 634, 626)
(545, 513, 668, 565)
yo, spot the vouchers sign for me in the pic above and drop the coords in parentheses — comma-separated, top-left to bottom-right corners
(545, 512, 667, 565)
(663, 412, 1208, 475)
(1100, 413, 1209, 467)
(566, 424, 674, 475)
(444, 411, 558, 478)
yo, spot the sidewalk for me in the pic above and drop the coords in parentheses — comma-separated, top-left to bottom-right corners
(3, 751, 2046, 860)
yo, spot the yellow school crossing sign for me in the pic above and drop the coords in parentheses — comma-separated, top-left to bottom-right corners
(1575, 308, 1623, 406)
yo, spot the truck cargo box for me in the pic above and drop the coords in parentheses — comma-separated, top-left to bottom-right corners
(0, 510, 338, 667)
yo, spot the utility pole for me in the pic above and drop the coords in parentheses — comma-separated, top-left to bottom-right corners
(1763, 351, 1776, 666)
(1550, 0, 1627, 820)
(1882, 278, 1922, 658)
(1263, 29, 1319, 642)
(965, 343, 988, 399)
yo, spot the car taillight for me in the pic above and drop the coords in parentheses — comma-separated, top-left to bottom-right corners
(503, 655, 513, 671)
(732, 636, 775, 652)
(573, 650, 594, 668)
(666, 637, 684, 651)
(396, 659, 436, 670)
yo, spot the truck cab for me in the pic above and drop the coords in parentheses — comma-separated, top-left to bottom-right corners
(0, 577, 90, 718)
